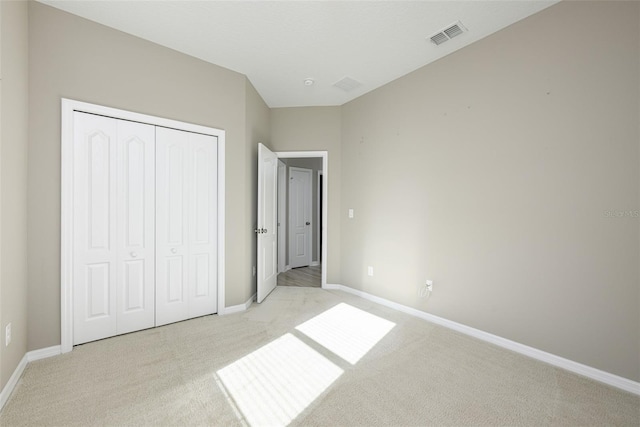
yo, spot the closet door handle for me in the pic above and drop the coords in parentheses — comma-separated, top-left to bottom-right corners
(130, 252, 137, 258)
(171, 248, 177, 254)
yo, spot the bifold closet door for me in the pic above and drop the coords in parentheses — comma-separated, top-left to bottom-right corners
(73, 112, 156, 345)
(155, 127, 218, 326)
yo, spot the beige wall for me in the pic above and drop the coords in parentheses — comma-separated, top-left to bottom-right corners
(245, 80, 271, 299)
(5, 0, 636, 389)
(0, 0, 29, 390)
(341, 0, 639, 381)
(270, 107, 342, 283)
(27, 2, 255, 350)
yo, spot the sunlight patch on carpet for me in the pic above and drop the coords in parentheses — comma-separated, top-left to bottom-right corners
(217, 333, 343, 427)
(296, 303, 396, 364)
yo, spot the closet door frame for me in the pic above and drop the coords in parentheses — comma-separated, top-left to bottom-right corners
(61, 98, 226, 353)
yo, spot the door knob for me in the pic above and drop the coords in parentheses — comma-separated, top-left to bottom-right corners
(171, 248, 177, 254)
(130, 252, 137, 258)
(306, 222, 311, 225)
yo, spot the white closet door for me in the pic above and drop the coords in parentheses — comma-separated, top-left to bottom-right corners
(73, 112, 118, 344)
(115, 120, 156, 334)
(156, 127, 217, 326)
(73, 113, 156, 344)
(188, 133, 218, 317)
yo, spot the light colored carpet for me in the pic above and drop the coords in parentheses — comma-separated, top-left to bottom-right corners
(1, 286, 638, 426)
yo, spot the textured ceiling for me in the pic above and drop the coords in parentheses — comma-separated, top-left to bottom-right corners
(40, 1, 559, 108)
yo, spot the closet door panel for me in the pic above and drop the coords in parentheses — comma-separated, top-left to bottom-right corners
(156, 128, 218, 324)
(156, 127, 190, 326)
(188, 133, 218, 317)
(73, 112, 118, 345)
(70, 109, 220, 345)
(115, 119, 155, 334)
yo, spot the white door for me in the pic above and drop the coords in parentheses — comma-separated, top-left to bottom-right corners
(156, 127, 217, 326)
(257, 143, 278, 303)
(277, 160, 287, 273)
(116, 120, 156, 335)
(188, 133, 218, 317)
(289, 167, 312, 269)
(73, 113, 118, 344)
(73, 112, 155, 344)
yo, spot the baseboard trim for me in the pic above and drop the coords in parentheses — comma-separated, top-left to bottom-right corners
(310, 261, 320, 267)
(0, 345, 62, 412)
(0, 354, 27, 412)
(222, 293, 256, 315)
(324, 284, 640, 396)
(27, 345, 62, 362)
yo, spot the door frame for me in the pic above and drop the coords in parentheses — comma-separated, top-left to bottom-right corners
(275, 151, 328, 288)
(316, 170, 323, 265)
(277, 160, 287, 273)
(60, 98, 226, 353)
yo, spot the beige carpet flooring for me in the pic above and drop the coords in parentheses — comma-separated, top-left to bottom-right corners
(1, 286, 638, 426)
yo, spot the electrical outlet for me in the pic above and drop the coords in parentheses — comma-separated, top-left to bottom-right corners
(5, 323, 11, 346)
(367, 266, 374, 276)
(348, 209, 354, 219)
(426, 280, 433, 292)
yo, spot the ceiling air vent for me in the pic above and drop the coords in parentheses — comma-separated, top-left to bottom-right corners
(429, 21, 467, 46)
(333, 76, 362, 92)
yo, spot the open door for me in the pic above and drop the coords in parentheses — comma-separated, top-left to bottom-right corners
(257, 143, 278, 303)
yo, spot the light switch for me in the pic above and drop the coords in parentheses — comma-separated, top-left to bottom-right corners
(348, 209, 354, 219)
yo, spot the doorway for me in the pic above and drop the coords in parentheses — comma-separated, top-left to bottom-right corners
(276, 152, 327, 289)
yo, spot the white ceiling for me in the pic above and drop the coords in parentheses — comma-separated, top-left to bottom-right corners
(40, 1, 559, 108)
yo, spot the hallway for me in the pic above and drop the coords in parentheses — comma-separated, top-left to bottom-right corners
(277, 265, 321, 288)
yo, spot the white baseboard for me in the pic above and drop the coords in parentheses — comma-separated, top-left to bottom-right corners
(27, 345, 61, 362)
(0, 345, 62, 412)
(222, 293, 256, 315)
(310, 261, 320, 267)
(0, 354, 27, 412)
(324, 284, 640, 396)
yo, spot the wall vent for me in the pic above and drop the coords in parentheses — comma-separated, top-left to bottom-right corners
(333, 76, 362, 92)
(429, 21, 467, 46)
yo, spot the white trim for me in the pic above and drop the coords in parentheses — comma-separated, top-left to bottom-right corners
(222, 293, 256, 315)
(60, 98, 226, 353)
(275, 151, 328, 288)
(27, 345, 62, 362)
(60, 99, 75, 353)
(324, 284, 640, 396)
(277, 160, 287, 274)
(0, 345, 62, 412)
(316, 170, 322, 265)
(309, 261, 320, 267)
(217, 130, 226, 317)
(0, 354, 27, 411)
